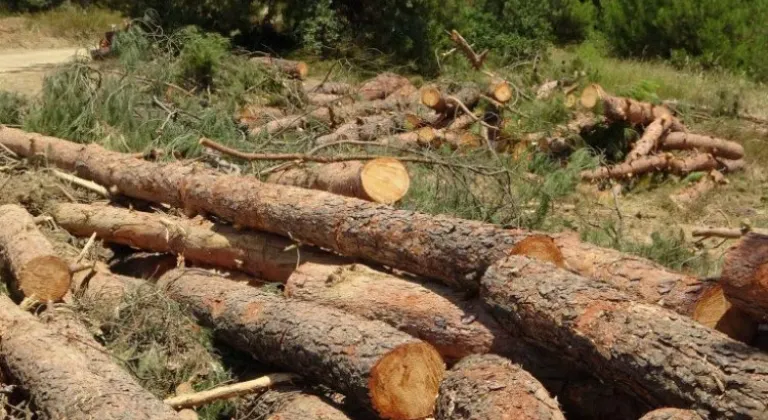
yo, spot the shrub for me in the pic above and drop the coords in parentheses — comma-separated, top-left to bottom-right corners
(173, 26, 230, 88)
(0, 91, 28, 125)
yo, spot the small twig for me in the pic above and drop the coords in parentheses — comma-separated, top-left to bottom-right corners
(69, 262, 96, 274)
(310, 61, 340, 93)
(52, 170, 110, 198)
(164, 373, 299, 409)
(446, 95, 501, 160)
(75, 232, 98, 264)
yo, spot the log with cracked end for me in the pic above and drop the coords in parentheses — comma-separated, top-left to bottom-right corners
(250, 57, 309, 80)
(436, 354, 565, 420)
(639, 408, 705, 420)
(721, 233, 768, 322)
(0, 204, 71, 302)
(420, 86, 481, 115)
(157, 268, 446, 420)
(661, 132, 745, 160)
(481, 255, 768, 419)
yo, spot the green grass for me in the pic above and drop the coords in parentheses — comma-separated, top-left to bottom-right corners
(20, 5, 123, 43)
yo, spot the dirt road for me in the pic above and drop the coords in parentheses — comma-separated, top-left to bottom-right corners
(0, 48, 89, 95)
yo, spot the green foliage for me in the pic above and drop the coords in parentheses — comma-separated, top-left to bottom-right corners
(0, 91, 28, 125)
(173, 27, 230, 88)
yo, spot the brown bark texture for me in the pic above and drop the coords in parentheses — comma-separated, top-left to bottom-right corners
(661, 132, 745, 160)
(304, 81, 354, 96)
(0, 126, 711, 300)
(284, 262, 516, 361)
(52, 203, 343, 283)
(315, 114, 398, 145)
(157, 268, 445, 420)
(267, 158, 410, 204)
(581, 84, 683, 130)
(357, 73, 412, 101)
(250, 57, 308, 79)
(627, 117, 672, 161)
(482, 255, 768, 419)
(307, 92, 343, 106)
(0, 295, 179, 420)
(236, 105, 285, 127)
(0, 204, 70, 302)
(239, 386, 351, 420)
(581, 153, 724, 181)
(436, 354, 565, 420)
(639, 408, 705, 420)
(721, 233, 768, 322)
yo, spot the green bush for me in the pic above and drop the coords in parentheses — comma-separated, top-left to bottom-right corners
(173, 27, 230, 88)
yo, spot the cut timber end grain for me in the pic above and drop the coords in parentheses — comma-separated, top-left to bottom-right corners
(721, 233, 768, 322)
(579, 84, 600, 109)
(421, 86, 446, 113)
(158, 268, 445, 419)
(488, 80, 512, 103)
(640, 408, 704, 420)
(0, 204, 71, 302)
(360, 158, 411, 204)
(510, 235, 566, 268)
(436, 354, 565, 420)
(692, 283, 756, 343)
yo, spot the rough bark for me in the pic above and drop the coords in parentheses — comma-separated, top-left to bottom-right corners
(432, 129, 482, 150)
(627, 117, 672, 161)
(446, 113, 477, 131)
(267, 158, 410, 204)
(157, 268, 445, 420)
(284, 262, 516, 362)
(640, 408, 704, 420)
(71, 261, 149, 310)
(0, 204, 71, 302)
(580, 84, 683, 130)
(721, 233, 768, 322)
(581, 153, 723, 181)
(239, 387, 352, 420)
(250, 108, 331, 135)
(661, 132, 745, 160)
(236, 105, 285, 127)
(669, 171, 720, 209)
(52, 203, 343, 283)
(357, 73, 412, 101)
(421, 87, 481, 115)
(482, 255, 768, 419)
(0, 295, 179, 419)
(691, 283, 756, 343)
(0, 126, 712, 300)
(315, 115, 400, 145)
(250, 57, 309, 80)
(436, 354, 564, 420)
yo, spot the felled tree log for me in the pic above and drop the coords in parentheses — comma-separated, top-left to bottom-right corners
(581, 84, 684, 131)
(251, 108, 332, 135)
(250, 57, 309, 80)
(236, 105, 285, 127)
(422, 128, 482, 150)
(0, 126, 712, 302)
(239, 386, 352, 420)
(304, 81, 354, 96)
(306, 92, 342, 106)
(358, 72, 411, 101)
(315, 114, 401, 145)
(580, 153, 731, 181)
(640, 408, 704, 420)
(0, 204, 71, 302)
(692, 226, 768, 239)
(420, 86, 481, 115)
(0, 295, 179, 419)
(721, 233, 768, 322)
(627, 116, 672, 161)
(691, 283, 756, 343)
(436, 354, 564, 420)
(158, 268, 445, 420)
(285, 262, 516, 361)
(52, 203, 343, 283)
(482, 255, 768, 419)
(661, 132, 745, 160)
(267, 158, 410, 204)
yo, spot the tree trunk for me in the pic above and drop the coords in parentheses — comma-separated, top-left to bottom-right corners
(315, 114, 404, 145)
(436, 354, 564, 420)
(236, 105, 285, 127)
(0, 295, 179, 419)
(0, 204, 70, 302)
(52, 203, 344, 283)
(0, 127, 712, 303)
(481, 255, 768, 419)
(267, 158, 410, 204)
(721, 233, 768, 322)
(661, 132, 745, 160)
(639, 408, 704, 420)
(157, 268, 445, 420)
(250, 57, 308, 80)
(238, 386, 352, 420)
(580, 153, 725, 181)
(358, 73, 412, 101)
(627, 117, 672, 161)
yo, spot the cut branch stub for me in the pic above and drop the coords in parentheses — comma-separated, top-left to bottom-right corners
(721, 233, 768, 322)
(0, 204, 71, 302)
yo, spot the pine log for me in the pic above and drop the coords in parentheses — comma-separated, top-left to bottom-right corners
(358, 73, 411, 101)
(669, 171, 720, 209)
(157, 268, 445, 420)
(627, 117, 672, 161)
(239, 386, 352, 420)
(436, 354, 564, 420)
(304, 81, 354, 96)
(71, 261, 149, 310)
(488, 80, 512, 103)
(482, 255, 768, 419)
(446, 113, 477, 131)
(691, 283, 756, 343)
(307, 92, 343, 106)
(581, 153, 724, 181)
(0, 295, 179, 419)
(661, 132, 745, 160)
(267, 158, 410, 204)
(0, 204, 71, 302)
(251, 108, 331, 135)
(420, 86, 480, 115)
(250, 57, 309, 80)
(536, 80, 560, 100)
(640, 408, 704, 420)
(236, 105, 285, 127)
(52, 203, 343, 283)
(164, 374, 299, 409)
(433, 129, 482, 150)
(581, 84, 684, 130)
(315, 114, 401, 145)
(0, 126, 712, 304)
(721, 233, 768, 322)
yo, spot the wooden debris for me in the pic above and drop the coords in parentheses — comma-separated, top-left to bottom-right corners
(239, 386, 352, 420)
(357, 72, 411, 101)
(692, 226, 768, 239)
(306, 92, 343, 106)
(488, 80, 512, 103)
(158, 268, 445, 420)
(580, 84, 682, 129)
(721, 233, 768, 322)
(450, 30, 488, 70)
(436, 354, 564, 420)
(236, 105, 285, 127)
(661, 132, 745, 160)
(627, 116, 672, 161)
(250, 57, 309, 80)
(640, 408, 705, 420)
(304, 81, 354, 95)
(164, 374, 299, 409)
(581, 153, 732, 181)
(692, 284, 757, 343)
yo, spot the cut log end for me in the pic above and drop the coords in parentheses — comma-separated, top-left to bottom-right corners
(361, 158, 410, 204)
(580, 84, 601, 109)
(510, 235, 566, 268)
(295, 62, 309, 80)
(18, 255, 71, 302)
(692, 284, 757, 343)
(489, 81, 512, 103)
(421, 87, 445, 112)
(369, 342, 444, 420)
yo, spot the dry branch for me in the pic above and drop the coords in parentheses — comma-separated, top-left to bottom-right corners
(158, 268, 445, 420)
(661, 132, 745, 160)
(0, 204, 71, 302)
(0, 295, 179, 419)
(164, 374, 299, 409)
(450, 30, 488, 69)
(52, 169, 111, 198)
(250, 57, 308, 80)
(482, 255, 768, 418)
(721, 233, 768, 322)
(580, 153, 727, 181)
(692, 226, 768, 239)
(267, 158, 410, 204)
(640, 408, 705, 420)
(52, 203, 344, 283)
(436, 354, 564, 420)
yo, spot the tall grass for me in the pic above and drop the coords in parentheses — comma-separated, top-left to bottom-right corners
(21, 4, 124, 43)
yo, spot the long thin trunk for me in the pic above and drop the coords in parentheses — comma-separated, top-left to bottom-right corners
(157, 268, 445, 420)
